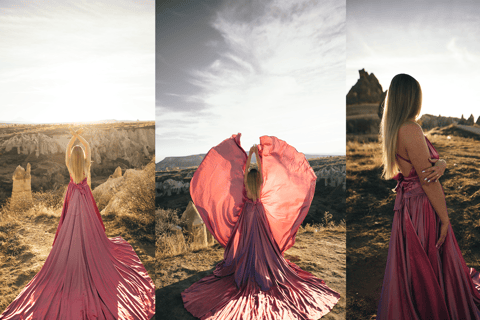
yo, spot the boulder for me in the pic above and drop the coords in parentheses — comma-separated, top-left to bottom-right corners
(181, 201, 214, 247)
(12, 163, 32, 202)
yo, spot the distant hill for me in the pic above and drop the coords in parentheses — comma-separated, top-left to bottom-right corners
(156, 153, 337, 171)
(0, 119, 141, 125)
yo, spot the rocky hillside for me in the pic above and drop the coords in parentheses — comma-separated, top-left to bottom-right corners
(346, 69, 386, 138)
(346, 69, 386, 106)
(0, 121, 154, 204)
(156, 156, 346, 225)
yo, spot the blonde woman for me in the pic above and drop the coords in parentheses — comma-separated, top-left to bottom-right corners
(244, 144, 263, 202)
(377, 74, 480, 319)
(182, 134, 340, 319)
(0, 128, 155, 320)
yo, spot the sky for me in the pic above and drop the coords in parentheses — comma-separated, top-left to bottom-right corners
(0, 0, 154, 123)
(156, 0, 346, 161)
(347, 0, 480, 120)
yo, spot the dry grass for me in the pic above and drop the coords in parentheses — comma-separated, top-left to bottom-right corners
(0, 192, 61, 312)
(347, 132, 480, 319)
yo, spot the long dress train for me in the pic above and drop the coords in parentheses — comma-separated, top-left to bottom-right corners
(377, 136, 480, 319)
(0, 177, 155, 320)
(182, 134, 340, 320)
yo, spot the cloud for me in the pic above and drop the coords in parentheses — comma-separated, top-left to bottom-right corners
(158, 0, 346, 156)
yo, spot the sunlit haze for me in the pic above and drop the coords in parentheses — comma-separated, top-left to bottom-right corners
(1, 0, 154, 124)
(347, 0, 480, 120)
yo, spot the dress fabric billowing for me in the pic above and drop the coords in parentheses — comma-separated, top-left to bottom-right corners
(182, 134, 340, 320)
(0, 177, 155, 320)
(377, 136, 480, 319)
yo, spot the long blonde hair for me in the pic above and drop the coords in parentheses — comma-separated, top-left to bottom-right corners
(246, 168, 261, 199)
(70, 145, 86, 184)
(380, 73, 422, 179)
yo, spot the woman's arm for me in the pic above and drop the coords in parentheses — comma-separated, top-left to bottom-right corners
(244, 146, 254, 187)
(254, 144, 263, 184)
(399, 122, 449, 247)
(423, 158, 447, 183)
(74, 129, 92, 170)
(65, 128, 76, 173)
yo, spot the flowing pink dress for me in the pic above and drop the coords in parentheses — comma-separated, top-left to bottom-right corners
(377, 136, 480, 319)
(0, 177, 155, 320)
(182, 134, 340, 320)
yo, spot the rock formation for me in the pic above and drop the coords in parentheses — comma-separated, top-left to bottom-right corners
(347, 69, 385, 105)
(12, 163, 32, 202)
(156, 155, 206, 171)
(181, 201, 214, 247)
(418, 114, 461, 130)
(477, 116, 480, 126)
(467, 114, 475, 126)
(377, 90, 388, 120)
(93, 167, 145, 214)
(0, 127, 154, 168)
(315, 165, 346, 191)
(1, 133, 63, 156)
(110, 166, 122, 179)
(156, 179, 190, 197)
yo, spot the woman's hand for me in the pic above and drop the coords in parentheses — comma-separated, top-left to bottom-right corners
(422, 158, 446, 183)
(69, 127, 77, 136)
(249, 145, 256, 155)
(76, 128, 84, 135)
(436, 219, 449, 249)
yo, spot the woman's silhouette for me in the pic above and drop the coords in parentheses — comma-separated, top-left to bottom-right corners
(0, 128, 155, 320)
(182, 134, 340, 319)
(377, 74, 480, 319)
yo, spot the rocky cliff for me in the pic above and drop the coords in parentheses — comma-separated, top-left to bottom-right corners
(347, 69, 385, 105)
(0, 121, 154, 204)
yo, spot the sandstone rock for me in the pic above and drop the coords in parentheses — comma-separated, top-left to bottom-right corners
(377, 90, 388, 120)
(12, 163, 32, 202)
(156, 179, 190, 197)
(347, 69, 385, 105)
(1, 133, 63, 156)
(110, 166, 122, 179)
(476, 116, 480, 126)
(467, 114, 475, 126)
(315, 165, 346, 191)
(181, 201, 214, 247)
(418, 114, 460, 130)
(93, 167, 144, 214)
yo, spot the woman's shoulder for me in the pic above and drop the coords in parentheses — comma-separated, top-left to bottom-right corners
(398, 121, 424, 140)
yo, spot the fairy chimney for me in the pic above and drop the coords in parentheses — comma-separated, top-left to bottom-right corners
(181, 201, 214, 246)
(12, 163, 32, 202)
(110, 166, 122, 179)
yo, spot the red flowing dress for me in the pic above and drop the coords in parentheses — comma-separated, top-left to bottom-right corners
(0, 177, 155, 320)
(377, 136, 480, 319)
(182, 134, 340, 320)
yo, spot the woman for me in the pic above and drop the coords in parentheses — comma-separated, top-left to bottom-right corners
(182, 134, 340, 319)
(377, 74, 480, 319)
(0, 128, 155, 320)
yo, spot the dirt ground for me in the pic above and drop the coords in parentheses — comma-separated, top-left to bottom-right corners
(156, 226, 346, 320)
(346, 130, 480, 319)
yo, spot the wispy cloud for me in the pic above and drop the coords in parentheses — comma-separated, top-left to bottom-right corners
(157, 0, 346, 160)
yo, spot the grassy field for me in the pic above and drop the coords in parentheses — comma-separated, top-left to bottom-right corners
(346, 130, 480, 319)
